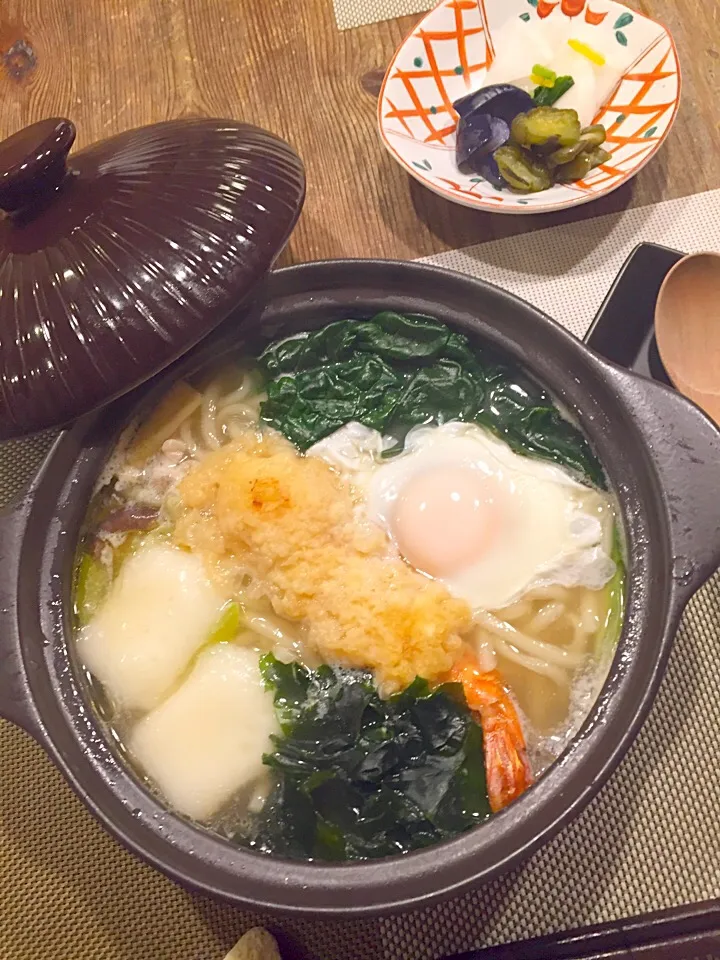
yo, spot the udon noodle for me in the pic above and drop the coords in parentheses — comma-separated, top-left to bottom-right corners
(76, 316, 624, 860)
(117, 367, 614, 738)
(181, 368, 265, 455)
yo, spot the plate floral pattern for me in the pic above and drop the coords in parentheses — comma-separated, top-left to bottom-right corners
(378, 0, 681, 214)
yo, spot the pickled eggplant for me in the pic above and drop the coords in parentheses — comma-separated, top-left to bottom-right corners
(456, 113, 510, 168)
(453, 84, 609, 194)
(453, 83, 535, 174)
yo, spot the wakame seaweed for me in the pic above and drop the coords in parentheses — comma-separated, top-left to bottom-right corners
(258, 312, 604, 486)
(250, 655, 490, 861)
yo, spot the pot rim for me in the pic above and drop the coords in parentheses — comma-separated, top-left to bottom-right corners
(3, 257, 713, 917)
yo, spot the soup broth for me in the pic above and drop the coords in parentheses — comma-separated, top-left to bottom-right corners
(74, 313, 624, 861)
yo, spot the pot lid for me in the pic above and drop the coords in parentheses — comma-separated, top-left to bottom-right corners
(0, 117, 305, 439)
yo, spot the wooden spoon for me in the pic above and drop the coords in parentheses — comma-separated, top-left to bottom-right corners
(654, 251, 720, 425)
(224, 927, 282, 960)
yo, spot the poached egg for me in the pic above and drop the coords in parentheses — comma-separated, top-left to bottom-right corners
(310, 421, 616, 611)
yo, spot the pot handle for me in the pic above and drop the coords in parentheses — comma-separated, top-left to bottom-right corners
(0, 501, 42, 739)
(608, 365, 720, 597)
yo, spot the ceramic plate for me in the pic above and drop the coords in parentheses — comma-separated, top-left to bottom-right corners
(378, 0, 681, 214)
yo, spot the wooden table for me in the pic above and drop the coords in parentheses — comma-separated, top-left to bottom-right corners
(0, 0, 717, 265)
(0, 7, 718, 960)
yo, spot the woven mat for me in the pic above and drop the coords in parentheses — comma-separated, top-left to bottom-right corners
(333, 0, 432, 31)
(2, 190, 720, 960)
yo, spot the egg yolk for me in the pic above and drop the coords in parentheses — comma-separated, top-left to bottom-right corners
(392, 466, 497, 578)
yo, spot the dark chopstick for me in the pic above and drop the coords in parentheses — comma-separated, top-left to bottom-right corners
(438, 900, 720, 959)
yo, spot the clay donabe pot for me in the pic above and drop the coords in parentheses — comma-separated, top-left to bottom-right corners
(1, 259, 719, 917)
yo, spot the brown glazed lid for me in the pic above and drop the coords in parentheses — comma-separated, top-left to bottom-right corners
(0, 117, 305, 439)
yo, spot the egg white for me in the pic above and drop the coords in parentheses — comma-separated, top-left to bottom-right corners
(309, 421, 616, 611)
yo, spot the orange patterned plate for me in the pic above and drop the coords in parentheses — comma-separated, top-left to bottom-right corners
(378, 0, 680, 214)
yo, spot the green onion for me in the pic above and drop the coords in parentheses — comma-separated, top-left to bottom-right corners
(75, 552, 112, 627)
(207, 601, 242, 645)
(596, 531, 626, 660)
(533, 75, 575, 108)
(532, 63, 557, 84)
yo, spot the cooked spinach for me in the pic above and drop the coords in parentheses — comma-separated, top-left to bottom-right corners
(250, 655, 490, 861)
(258, 312, 603, 485)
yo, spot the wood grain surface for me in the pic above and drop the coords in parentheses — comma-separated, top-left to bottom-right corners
(0, 0, 717, 264)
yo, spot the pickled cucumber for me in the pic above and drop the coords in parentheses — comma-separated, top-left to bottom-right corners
(494, 144, 552, 193)
(469, 99, 609, 193)
(547, 141, 585, 167)
(555, 147, 611, 182)
(548, 124, 607, 166)
(511, 107, 582, 149)
(579, 124, 607, 148)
